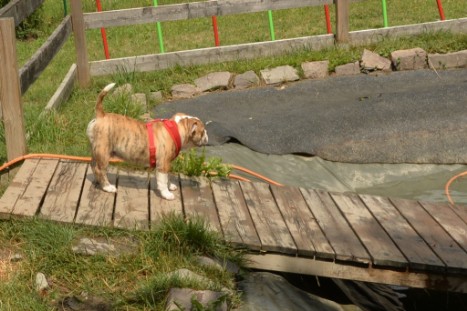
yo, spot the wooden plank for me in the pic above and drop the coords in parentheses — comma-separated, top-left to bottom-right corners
(9, 159, 59, 218)
(75, 166, 117, 227)
(0, 0, 44, 27)
(0, 159, 39, 218)
(0, 18, 27, 161)
(43, 64, 76, 112)
(331, 193, 408, 268)
(114, 170, 149, 230)
(211, 179, 261, 251)
(350, 18, 467, 45)
(70, 0, 90, 87)
(40, 161, 87, 223)
(180, 175, 221, 232)
(391, 198, 467, 273)
(301, 189, 370, 264)
(150, 174, 183, 223)
(19, 16, 72, 95)
(245, 253, 467, 293)
(420, 201, 467, 253)
(83, 0, 336, 29)
(360, 195, 445, 271)
(271, 185, 334, 258)
(240, 182, 296, 254)
(449, 203, 467, 225)
(90, 35, 334, 76)
(335, 0, 350, 43)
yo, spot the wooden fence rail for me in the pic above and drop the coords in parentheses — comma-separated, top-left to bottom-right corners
(0, 0, 44, 27)
(83, 0, 346, 29)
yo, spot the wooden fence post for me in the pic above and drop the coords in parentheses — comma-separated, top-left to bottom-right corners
(70, 0, 90, 87)
(0, 18, 27, 161)
(335, 0, 350, 43)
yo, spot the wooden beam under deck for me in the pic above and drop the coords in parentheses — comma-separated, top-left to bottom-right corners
(245, 253, 467, 293)
(1, 158, 467, 293)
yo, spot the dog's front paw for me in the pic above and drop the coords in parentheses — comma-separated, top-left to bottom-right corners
(161, 189, 175, 200)
(103, 184, 117, 193)
(169, 183, 178, 191)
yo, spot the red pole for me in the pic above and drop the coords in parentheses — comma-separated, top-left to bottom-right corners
(436, 0, 446, 21)
(212, 16, 220, 46)
(96, 0, 110, 59)
(324, 5, 332, 34)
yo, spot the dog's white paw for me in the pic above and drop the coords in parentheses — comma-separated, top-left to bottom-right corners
(103, 184, 117, 193)
(169, 183, 178, 191)
(161, 190, 175, 200)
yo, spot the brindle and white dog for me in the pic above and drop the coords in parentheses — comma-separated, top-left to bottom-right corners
(86, 83, 208, 200)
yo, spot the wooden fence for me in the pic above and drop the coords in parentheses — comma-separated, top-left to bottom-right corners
(1, 0, 467, 162)
(0, 0, 73, 162)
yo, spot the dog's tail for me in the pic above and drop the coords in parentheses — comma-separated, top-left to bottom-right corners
(95, 83, 116, 118)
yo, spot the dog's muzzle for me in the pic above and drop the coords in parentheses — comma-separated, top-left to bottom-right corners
(200, 130, 208, 146)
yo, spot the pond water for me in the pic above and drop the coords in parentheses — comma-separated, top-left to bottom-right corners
(206, 143, 467, 204)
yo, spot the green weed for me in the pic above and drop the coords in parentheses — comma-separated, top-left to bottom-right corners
(171, 148, 232, 178)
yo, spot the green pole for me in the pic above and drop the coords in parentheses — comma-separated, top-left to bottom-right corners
(381, 0, 388, 27)
(153, 0, 165, 53)
(63, 0, 67, 16)
(268, 10, 275, 41)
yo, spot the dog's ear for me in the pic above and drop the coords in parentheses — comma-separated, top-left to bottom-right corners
(190, 120, 199, 136)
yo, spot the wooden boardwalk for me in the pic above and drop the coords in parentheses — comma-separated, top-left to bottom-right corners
(1, 159, 467, 293)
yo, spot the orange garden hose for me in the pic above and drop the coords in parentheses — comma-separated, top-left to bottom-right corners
(0, 153, 282, 187)
(230, 164, 283, 187)
(444, 170, 467, 205)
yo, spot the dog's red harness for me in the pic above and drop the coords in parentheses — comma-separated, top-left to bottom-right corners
(146, 119, 182, 168)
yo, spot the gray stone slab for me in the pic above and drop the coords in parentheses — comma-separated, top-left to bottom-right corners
(260, 65, 299, 85)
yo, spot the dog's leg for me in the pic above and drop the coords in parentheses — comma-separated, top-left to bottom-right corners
(92, 152, 117, 193)
(156, 171, 175, 200)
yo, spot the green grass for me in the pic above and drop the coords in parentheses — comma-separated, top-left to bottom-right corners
(0, 215, 242, 310)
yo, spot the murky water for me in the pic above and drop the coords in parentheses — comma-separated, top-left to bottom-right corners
(205, 143, 467, 204)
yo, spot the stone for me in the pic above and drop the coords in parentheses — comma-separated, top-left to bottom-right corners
(428, 50, 467, 69)
(260, 65, 300, 85)
(149, 91, 163, 102)
(10, 253, 23, 262)
(171, 84, 201, 99)
(72, 237, 137, 257)
(166, 288, 227, 311)
(195, 71, 232, 92)
(334, 61, 361, 76)
(301, 60, 329, 79)
(361, 49, 391, 72)
(35, 272, 49, 293)
(235, 272, 347, 311)
(58, 294, 112, 311)
(233, 70, 260, 89)
(391, 47, 428, 71)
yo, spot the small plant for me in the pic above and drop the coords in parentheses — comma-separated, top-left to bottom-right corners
(171, 148, 231, 178)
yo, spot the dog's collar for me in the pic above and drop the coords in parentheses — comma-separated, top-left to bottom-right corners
(146, 119, 182, 168)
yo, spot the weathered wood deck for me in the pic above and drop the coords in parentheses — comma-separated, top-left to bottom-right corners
(1, 159, 467, 293)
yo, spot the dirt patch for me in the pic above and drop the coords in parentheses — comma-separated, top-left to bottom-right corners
(0, 248, 22, 282)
